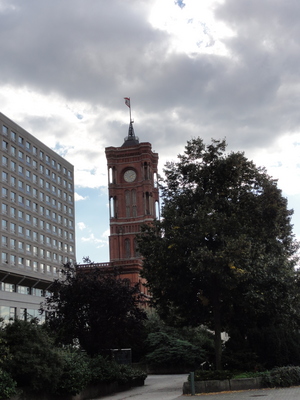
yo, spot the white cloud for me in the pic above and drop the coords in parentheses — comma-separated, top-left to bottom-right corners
(77, 222, 86, 231)
(75, 193, 88, 202)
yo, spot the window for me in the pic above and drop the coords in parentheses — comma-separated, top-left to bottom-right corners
(2, 155, 8, 166)
(2, 188, 8, 198)
(33, 174, 38, 184)
(2, 140, 8, 151)
(18, 195, 24, 204)
(25, 199, 31, 208)
(39, 150, 44, 160)
(33, 261, 38, 271)
(25, 170, 31, 179)
(1, 204, 8, 214)
(11, 145, 16, 156)
(18, 257, 24, 266)
(18, 180, 24, 190)
(26, 155, 31, 164)
(25, 141, 31, 150)
(11, 191, 16, 202)
(2, 171, 8, 182)
(10, 207, 16, 218)
(1, 251, 8, 263)
(2, 125, 8, 135)
(10, 222, 16, 233)
(26, 229, 31, 239)
(2, 219, 8, 230)
(11, 161, 16, 171)
(11, 131, 16, 141)
(1, 235, 7, 247)
(125, 239, 130, 258)
(18, 165, 24, 175)
(40, 178, 44, 187)
(18, 136, 24, 145)
(33, 146, 37, 155)
(18, 225, 24, 235)
(26, 184, 31, 193)
(33, 246, 38, 256)
(33, 232, 38, 242)
(18, 210, 24, 220)
(18, 241, 24, 251)
(32, 159, 37, 169)
(33, 202, 38, 211)
(45, 155, 50, 163)
(10, 238, 16, 249)
(52, 159, 56, 168)
(18, 150, 24, 160)
(25, 214, 31, 223)
(39, 192, 44, 201)
(46, 168, 50, 176)
(10, 176, 16, 187)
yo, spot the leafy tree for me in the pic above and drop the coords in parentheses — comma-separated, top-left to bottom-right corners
(41, 263, 147, 356)
(138, 138, 300, 369)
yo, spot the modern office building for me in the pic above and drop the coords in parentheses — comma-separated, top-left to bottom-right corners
(0, 113, 75, 322)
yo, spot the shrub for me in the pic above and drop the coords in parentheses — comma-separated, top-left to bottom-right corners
(2, 320, 63, 393)
(262, 366, 300, 388)
(53, 349, 91, 396)
(0, 369, 17, 400)
(89, 356, 146, 386)
(193, 370, 234, 381)
(145, 331, 204, 368)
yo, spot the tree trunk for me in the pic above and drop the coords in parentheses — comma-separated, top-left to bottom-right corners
(212, 289, 222, 370)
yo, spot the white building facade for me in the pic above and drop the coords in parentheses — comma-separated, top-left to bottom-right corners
(0, 113, 75, 321)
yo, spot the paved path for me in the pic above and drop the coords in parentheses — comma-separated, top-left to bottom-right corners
(93, 375, 300, 400)
(94, 374, 188, 400)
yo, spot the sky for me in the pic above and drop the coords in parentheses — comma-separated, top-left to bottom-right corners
(0, 0, 300, 263)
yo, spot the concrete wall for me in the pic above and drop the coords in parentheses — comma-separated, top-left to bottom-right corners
(183, 377, 263, 394)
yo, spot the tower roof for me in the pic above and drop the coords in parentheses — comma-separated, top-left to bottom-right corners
(121, 121, 139, 147)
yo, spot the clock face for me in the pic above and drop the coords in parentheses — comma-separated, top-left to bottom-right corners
(124, 169, 137, 183)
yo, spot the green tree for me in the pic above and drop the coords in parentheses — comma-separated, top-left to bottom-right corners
(2, 319, 63, 393)
(138, 138, 300, 370)
(41, 264, 147, 356)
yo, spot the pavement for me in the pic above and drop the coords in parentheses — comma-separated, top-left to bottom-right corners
(92, 375, 300, 400)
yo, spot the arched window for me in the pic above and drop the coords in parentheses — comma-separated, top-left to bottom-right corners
(109, 196, 117, 218)
(125, 190, 130, 217)
(125, 238, 130, 258)
(132, 189, 137, 217)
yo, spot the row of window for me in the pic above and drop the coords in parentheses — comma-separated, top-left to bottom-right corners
(1, 160, 73, 193)
(1, 251, 71, 269)
(0, 305, 46, 323)
(0, 282, 51, 296)
(1, 223, 73, 247)
(2, 125, 73, 179)
(1, 237, 74, 254)
(1, 210, 74, 233)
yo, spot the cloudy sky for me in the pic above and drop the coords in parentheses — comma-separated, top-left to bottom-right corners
(1, 0, 300, 263)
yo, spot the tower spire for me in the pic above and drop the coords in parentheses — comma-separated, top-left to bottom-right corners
(122, 97, 139, 147)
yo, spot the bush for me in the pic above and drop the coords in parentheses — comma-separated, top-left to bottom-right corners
(193, 370, 234, 381)
(2, 320, 63, 393)
(145, 331, 204, 368)
(262, 366, 300, 388)
(53, 349, 91, 396)
(90, 355, 146, 386)
(0, 369, 17, 400)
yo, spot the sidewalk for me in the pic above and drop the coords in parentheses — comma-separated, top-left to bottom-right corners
(175, 386, 300, 399)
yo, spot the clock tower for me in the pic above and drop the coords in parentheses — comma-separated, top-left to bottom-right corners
(105, 121, 159, 294)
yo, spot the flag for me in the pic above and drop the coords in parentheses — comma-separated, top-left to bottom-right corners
(124, 97, 130, 108)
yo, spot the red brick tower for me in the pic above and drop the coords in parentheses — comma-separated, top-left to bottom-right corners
(105, 121, 159, 295)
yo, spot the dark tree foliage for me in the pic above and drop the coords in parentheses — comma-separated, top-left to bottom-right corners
(2, 319, 63, 393)
(138, 138, 300, 370)
(41, 264, 147, 356)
